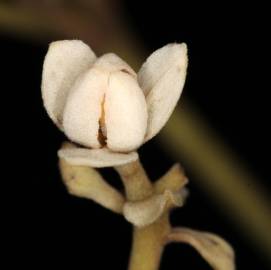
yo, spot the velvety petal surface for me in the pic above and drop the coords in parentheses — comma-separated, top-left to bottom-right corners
(42, 40, 96, 128)
(138, 43, 188, 141)
(105, 71, 148, 152)
(63, 68, 107, 148)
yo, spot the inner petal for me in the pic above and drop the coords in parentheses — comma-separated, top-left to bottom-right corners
(105, 71, 148, 152)
(63, 68, 108, 148)
(93, 53, 137, 77)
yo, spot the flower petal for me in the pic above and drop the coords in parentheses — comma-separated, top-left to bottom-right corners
(41, 40, 96, 128)
(105, 71, 148, 152)
(138, 43, 188, 141)
(168, 228, 235, 270)
(58, 146, 138, 168)
(63, 68, 107, 148)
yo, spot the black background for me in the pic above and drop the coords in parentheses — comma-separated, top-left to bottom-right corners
(2, 1, 270, 269)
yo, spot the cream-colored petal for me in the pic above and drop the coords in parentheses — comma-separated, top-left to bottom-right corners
(58, 146, 138, 168)
(94, 53, 136, 77)
(138, 43, 188, 141)
(123, 189, 186, 227)
(105, 71, 148, 152)
(168, 228, 235, 270)
(63, 68, 107, 148)
(41, 40, 96, 128)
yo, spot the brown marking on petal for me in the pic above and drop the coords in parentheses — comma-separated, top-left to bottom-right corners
(98, 94, 107, 146)
(121, 68, 133, 75)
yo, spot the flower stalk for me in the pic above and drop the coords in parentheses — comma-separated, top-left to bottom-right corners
(128, 214, 170, 270)
(116, 160, 170, 270)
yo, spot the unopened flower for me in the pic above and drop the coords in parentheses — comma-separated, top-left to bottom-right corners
(42, 40, 188, 167)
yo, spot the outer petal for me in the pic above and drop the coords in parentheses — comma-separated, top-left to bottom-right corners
(138, 43, 188, 141)
(58, 146, 138, 168)
(105, 71, 148, 152)
(63, 68, 107, 148)
(168, 228, 235, 270)
(41, 40, 96, 128)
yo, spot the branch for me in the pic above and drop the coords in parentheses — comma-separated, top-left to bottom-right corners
(167, 227, 235, 270)
(59, 142, 125, 214)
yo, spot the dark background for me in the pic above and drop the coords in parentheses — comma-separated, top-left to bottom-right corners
(2, 1, 270, 269)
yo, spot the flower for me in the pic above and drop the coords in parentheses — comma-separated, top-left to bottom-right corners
(42, 40, 188, 167)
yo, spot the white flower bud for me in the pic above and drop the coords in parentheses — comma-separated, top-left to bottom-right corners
(41, 40, 188, 167)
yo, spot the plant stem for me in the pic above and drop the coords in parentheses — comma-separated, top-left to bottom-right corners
(115, 160, 171, 270)
(115, 159, 153, 201)
(128, 214, 170, 270)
